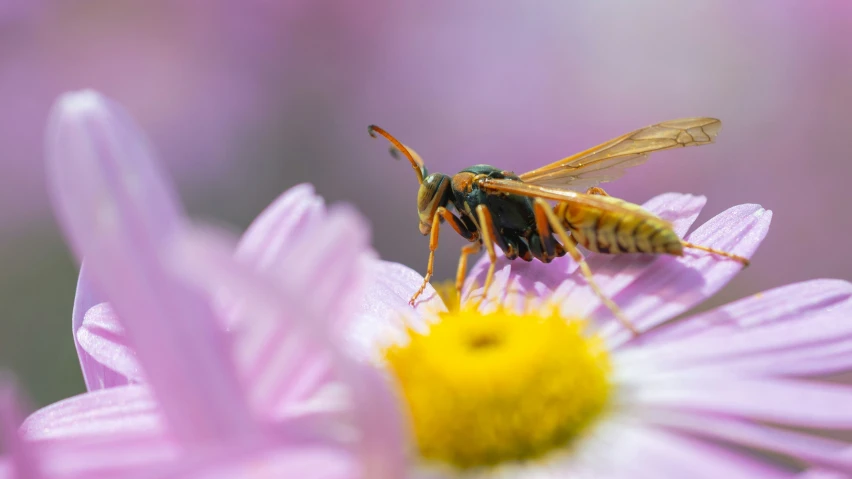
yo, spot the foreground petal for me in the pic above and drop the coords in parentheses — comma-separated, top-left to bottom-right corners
(610, 426, 788, 479)
(76, 303, 142, 384)
(72, 264, 130, 391)
(236, 183, 326, 269)
(632, 378, 852, 428)
(45, 91, 252, 442)
(21, 385, 162, 442)
(0, 381, 40, 479)
(346, 260, 443, 360)
(166, 226, 410, 476)
(648, 412, 852, 472)
(615, 280, 852, 377)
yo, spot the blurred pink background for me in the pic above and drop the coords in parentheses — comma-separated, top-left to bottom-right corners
(1, 1, 850, 405)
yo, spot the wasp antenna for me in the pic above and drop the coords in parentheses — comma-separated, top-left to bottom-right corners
(368, 124, 425, 185)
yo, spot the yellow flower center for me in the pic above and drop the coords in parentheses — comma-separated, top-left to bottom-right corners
(383, 306, 612, 470)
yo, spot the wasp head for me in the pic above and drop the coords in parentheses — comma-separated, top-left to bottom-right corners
(417, 172, 452, 235)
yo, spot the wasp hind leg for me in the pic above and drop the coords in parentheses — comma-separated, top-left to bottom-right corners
(680, 241, 750, 267)
(532, 198, 638, 336)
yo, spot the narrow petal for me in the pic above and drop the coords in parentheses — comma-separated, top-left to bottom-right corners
(145, 444, 357, 479)
(347, 261, 443, 360)
(72, 264, 130, 391)
(45, 91, 253, 442)
(614, 280, 852, 377)
(633, 378, 852, 428)
(0, 380, 41, 479)
(166, 221, 353, 415)
(598, 204, 771, 345)
(340, 360, 409, 479)
(20, 385, 162, 442)
(167, 224, 410, 476)
(607, 426, 788, 479)
(76, 303, 143, 384)
(235, 183, 326, 268)
(648, 411, 852, 472)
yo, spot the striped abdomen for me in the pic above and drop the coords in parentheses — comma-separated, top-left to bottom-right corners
(554, 198, 683, 255)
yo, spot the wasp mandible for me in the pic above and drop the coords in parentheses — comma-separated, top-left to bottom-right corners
(368, 119, 748, 333)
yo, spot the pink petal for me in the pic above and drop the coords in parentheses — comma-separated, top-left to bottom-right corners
(611, 426, 788, 479)
(339, 360, 408, 479)
(615, 280, 852, 377)
(72, 264, 130, 391)
(599, 204, 771, 345)
(648, 411, 852, 472)
(633, 378, 852, 428)
(235, 183, 326, 268)
(76, 303, 142, 384)
(0, 380, 41, 479)
(145, 444, 357, 479)
(346, 260, 443, 360)
(461, 193, 708, 312)
(166, 226, 409, 474)
(20, 385, 162, 442)
(45, 91, 253, 442)
(166, 222, 352, 413)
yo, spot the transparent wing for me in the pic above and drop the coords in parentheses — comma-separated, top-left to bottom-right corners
(519, 118, 721, 189)
(479, 178, 660, 221)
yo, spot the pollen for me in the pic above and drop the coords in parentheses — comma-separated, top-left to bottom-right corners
(383, 306, 612, 469)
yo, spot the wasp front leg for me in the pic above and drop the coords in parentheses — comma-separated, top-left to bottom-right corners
(411, 207, 476, 306)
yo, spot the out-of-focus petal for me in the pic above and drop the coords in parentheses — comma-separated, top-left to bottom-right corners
(610, 426, 788, 479)
(614, 280, 852, 377)
(632, 378, 852, 428)
(340, 360, 409, 479)
(648, 412, 852, 472)
(167, 224, 410, 477)
(20, 385, 162, 442)
(462, 193, 709, 313)
(598, 204, 771, 345)
(346, 261, 442, 360)
(72, 264, 130, 392)
(0, 380, 40, 479)
(76, 303, 142, 384)
(146, 444, 357, 479)
(45, 90, 252, 443)
(166, 219, 353, 415)
(235, 183, 326, 268)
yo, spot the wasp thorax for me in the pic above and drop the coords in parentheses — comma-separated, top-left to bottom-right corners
(417, 173, 452, 235)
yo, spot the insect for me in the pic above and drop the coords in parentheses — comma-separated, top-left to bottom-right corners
(368, 118, 748, 333)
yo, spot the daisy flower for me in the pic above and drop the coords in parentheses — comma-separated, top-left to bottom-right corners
(338, 192, 852, 478)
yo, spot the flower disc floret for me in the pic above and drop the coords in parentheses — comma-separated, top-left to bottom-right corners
(384, 306, 612, 469)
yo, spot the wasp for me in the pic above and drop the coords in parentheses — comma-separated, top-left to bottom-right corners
(368, 118, 748, 333)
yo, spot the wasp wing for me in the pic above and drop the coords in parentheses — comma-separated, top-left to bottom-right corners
(519, 118, 721, 189)
(479, 178, 663, 221)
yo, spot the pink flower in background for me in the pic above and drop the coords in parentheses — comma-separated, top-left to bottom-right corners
(0, 90, 407, 478)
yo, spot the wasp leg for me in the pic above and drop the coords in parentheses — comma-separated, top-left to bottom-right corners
(474, 204, 500, 302)
(411, 207, 475, 306)
(533, 198, 638, 336)
(681, 241, 750, 267)
(586, 187, 610, 196)
(454, 241, 482, 309)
